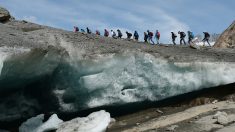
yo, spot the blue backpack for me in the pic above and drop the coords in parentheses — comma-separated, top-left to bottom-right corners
(191, 32, 194, 38)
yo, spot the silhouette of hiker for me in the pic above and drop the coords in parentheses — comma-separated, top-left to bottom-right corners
(111, 30, 117, 39)
(74, 26, 79, 32)
(147, 30, 154, 44)
(155, 30, 160, 44)
(117, 29, 123, 39)
(171, 32, 177, 45)
(126, 31, 132, 39)
(178, 31, 186, 45)
(96, 30, 100, 35)
(104, 29, 109, 37)
(188, 31, 194, 44)
(86, 27, 92, 34)
(134, 31, 139, 41)
(144, 32, 148, 43)
(202, 32, 211, 46)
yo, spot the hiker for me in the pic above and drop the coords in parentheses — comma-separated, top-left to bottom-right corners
(171, 32, 177, 45)
(178, 31, 186, 45)
(117, 29, 123, 38)
(144, 32, 148, 43)
(86, 27, 92, 34)
(104, 29, 109, 37)
(155, 30, 160, 44)
(202, 32, 211, 46)
(74, 26, 79, 32)
(111, 30, 117, 39)
(134, 31, 139, 41)
(81, 29, 85, 33)
(126, 31, 132, 39)
(188, 31, 194, 44)
(147, 30, 155, 44)
(96, 30, 100, 35)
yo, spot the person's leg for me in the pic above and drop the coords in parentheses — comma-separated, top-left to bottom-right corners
(183, 38, 186, 45)
(151, 38, 155, 44)
(207, 39, 211, 46)
(180, 38, 182, 45)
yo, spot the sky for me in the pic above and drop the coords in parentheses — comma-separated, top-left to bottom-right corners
(1, 0, 235, 43)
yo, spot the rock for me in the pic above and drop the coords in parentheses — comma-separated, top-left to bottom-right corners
(0, 7, 11, 23)
(213, 111, 229, 125)
(57, 110, 111, 132)
(214, 21, 235, 48)
(212, 100, 218, 104)
(19, 114, 63, 132)
(166, 125, 178, 131)
(156, 109, 164, 114)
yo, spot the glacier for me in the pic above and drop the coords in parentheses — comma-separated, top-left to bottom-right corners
(0, 45, 235, 122)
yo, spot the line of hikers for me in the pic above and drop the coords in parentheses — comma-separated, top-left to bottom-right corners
(74, 26, 211, 46)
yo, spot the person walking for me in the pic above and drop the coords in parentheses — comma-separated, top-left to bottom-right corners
(126, 31, 132, 39)
(188, 31, 194, 44)
(74, 26, 79, 32)
(134, 31, 139, 41)
(171, 32, 177, 45)
(104, 29, 109, 37)
(117, 29, 123, 39)
(202, 32, 211, 46)
(111, 30, 117, 39)
(96, 30, 100, 35)
(144, 32, 148, 43)
(178, 31, 186, 45)
(147, 30, 155, 45)
(155, 30, 160, 44)
(86, 27, 92, 34)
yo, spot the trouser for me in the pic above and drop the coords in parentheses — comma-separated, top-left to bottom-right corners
(172, 38, 176, 45)
(156, 37, 160, 44)
(202, 38, 211, 46)
(180, 38, 186, 45)
(148, 37, 155, 44)
(188, 38, 193, 44)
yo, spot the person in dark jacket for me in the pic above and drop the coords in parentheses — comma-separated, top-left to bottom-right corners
(86, 27, 92, 34)
(126, 31, 132, 39)
(171, 32, 177, 45)
(134, 31, 139, 41)
(147, 30, 155, 44)
(117, 29, 123, 39)
(74, 26, 79, 32)
(202, 32, 211, 46)
(104, 29, 109, 37)
(178, 31, 186, 45)
(144, 32, 148, 43)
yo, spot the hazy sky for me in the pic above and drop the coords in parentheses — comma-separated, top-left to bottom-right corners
(1, 0, 235, 43)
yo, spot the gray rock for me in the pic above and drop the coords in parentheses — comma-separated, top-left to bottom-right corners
(213, 111, 229, 125)
(0, 7, 11, 23)
(166, 125, 178, 131)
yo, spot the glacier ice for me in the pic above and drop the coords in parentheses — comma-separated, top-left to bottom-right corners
(57, 110, 111, 132)
(19, 114, 63, 132)
(0, 46, 235, 121)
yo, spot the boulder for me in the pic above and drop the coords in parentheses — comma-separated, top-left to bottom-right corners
(0, 7, 11, 23)
(213, 111, 229, 125)
(214, 21, 235, 48)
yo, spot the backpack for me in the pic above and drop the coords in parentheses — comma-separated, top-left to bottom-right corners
(157, 32, 160, 38)
(105, 30, 109, 36)
(191, 32, 194, 38)
(149, 32, 153, 37)
(182, 32, 186, 37)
